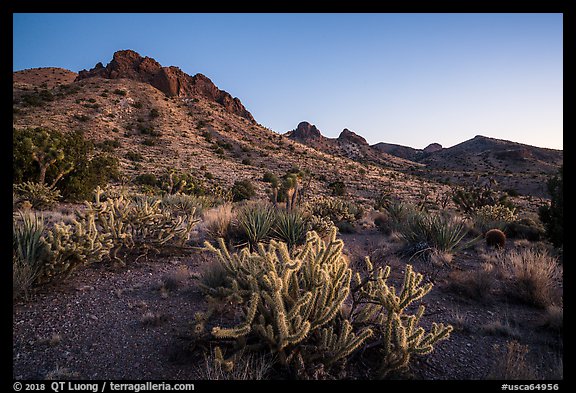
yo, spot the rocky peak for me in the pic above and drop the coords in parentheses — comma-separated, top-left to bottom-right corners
(423, 143, 442, 153)
(76, 49, 255, 123)
(290, 121, 322, 139)
(338, 128, 368, 145)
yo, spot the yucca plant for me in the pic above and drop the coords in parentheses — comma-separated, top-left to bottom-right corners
(399, 210, 476, 253)
(271, 209, 308, 250)
(13, 210, 48, 299)
(235, 202, 275, 249)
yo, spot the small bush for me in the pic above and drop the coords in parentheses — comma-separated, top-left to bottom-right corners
(505, 218, 545, 241)
(13, 182, 62, 210)
(125, 151, 144, 162)
(134, 173, 158, 187)
(241, 158, 252, 166)
(486, 228, 506, 249)
(539, 166, 562, 247)
(113, 89, 127, 96)
(262, 171, 277, 183)
(149, 108, 160, 118)
(328, 180, 346, 196)
(142, 138, 156, 146)
(231, 179, 256, 202)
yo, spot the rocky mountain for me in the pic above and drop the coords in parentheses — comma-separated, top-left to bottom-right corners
(286, 122, 417, 170)
(76, 50, 255, 122)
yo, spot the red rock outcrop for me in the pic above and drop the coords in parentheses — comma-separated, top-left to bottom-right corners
(76, 50, 255, 122)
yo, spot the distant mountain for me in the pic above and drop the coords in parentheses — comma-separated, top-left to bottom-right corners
(412, 135, 563, 197)
(285, 121, 417, 169)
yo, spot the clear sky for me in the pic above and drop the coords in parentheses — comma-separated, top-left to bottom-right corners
(13, 13, 563, 150)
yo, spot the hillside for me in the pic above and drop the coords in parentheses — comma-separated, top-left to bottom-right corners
(413, 135, 563, 198)
(12, 50, 441, 206)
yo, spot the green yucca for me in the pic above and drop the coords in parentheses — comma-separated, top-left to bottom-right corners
(399, 210, 475, 253)
(13, 210, 48, 298)
(271, 209, 308, 249)
(236, 202, 275, 249)
(13, 181, 62, 210)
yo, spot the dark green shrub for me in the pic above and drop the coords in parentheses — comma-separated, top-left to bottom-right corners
(113, 89, 127, 96)
(241, 158, 252, 166)
(149, 108, 160, 118)
(142, 138, 156, 146)
(539, 166, 563, 247)
(231, 179, 256, 202)
(505, 218, 545, 241)
(486, 228, 506, 249)
(134, 173, 158, 187)
(374, 213, 391, 235)
(336, 220, 355, 234)
(262, 171, 278, 183)
(328, 180, 346, 196)
(125, 151, 143, 162)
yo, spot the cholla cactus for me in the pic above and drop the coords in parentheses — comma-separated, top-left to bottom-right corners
(203, 227, 452, 377)
(474, 204, 516, 233)
(351, 257, 453, 378)
(205, 227, 372, 366)
(39, 214, 113, 283)
(82, 187, 199, 264)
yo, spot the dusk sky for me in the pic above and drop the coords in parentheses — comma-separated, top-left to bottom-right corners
(13, 13, 563, 150)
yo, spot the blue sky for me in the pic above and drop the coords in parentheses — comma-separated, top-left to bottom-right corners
(13, 13, 563, 150)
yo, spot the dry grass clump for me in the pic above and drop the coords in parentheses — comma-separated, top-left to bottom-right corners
(194, 350, 272, 380)
(444, 263, 496, 302)
(496, 248, 562, 308)
(202, 203, 234, 239)
(488, 340, 537, 380)
(539, 305, 563, 332)
(161, 265, 190, 291)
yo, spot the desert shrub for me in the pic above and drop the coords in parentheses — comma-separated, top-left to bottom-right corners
(134, 173, 158, 187)
(505, 218, 545, 241)
(444, 264, 496, 302)
(488, 341, 537, 380)
(113, 88, 126, 96)
(473, 204, 516, 233)
(13, 182, 61, 210)
(195, 350, 272, 380)
(486, 228, 506, 249)
(234, 202, 275, 249)
(328, 180, 346, 196)
(262, 171, 278, 183)
(373, 212, 391, 234)
(383, 200, 412, 230)
(12, 210, 49, 299)
(159, 171, 207, 196)
(539, 166, 563, 247)
(202, 203, 234, 240)
(125, 151, 144, 162)
(496, 248, 562, 308)
(241, 158, 252, 166)
(231, 179, 256, 202)
(201, 228, 452, 378)
(271, 209, 308, 249)
(60, 154, 120, 201)
(149, 108, 160, 119)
